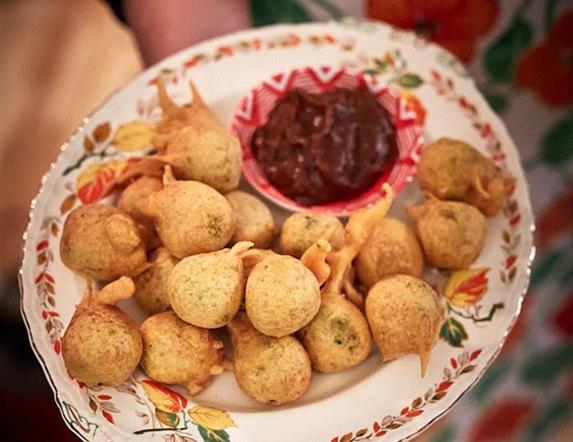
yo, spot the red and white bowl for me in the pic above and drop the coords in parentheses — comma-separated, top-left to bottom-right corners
(231, 66, 425, 216)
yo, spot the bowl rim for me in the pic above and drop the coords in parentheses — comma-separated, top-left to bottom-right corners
(231, 65, 425, 216)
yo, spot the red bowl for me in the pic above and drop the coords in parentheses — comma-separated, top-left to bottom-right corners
(231, 66, 424, 216)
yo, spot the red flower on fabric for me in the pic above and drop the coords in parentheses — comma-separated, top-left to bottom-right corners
(516, 12, 573, 106)
(366, 0, 499, 62)
(536, 184, 573, 251)
(553, 291, 573, 339)
(469, 396, 536, 442)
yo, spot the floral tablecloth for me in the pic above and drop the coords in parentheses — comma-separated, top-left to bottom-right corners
(248, 0, 572, 440)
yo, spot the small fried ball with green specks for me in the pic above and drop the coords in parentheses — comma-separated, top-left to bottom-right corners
(225, 191, 275, 248)
(168, 242, 252, 328)
(145, 176, 235, 259)
(118, 176, 163, 230)
(365, 275, 444, 376)
(245, 254, 320, 337)
(140, 311, 225, 395)
(62, 278, 142, 387)
(279, 212, 344, 258)
(228, 312, 311, 405)
(408, 198, 486, 270)
(133, 248, 178, 314)
(355, 218, 424, 288)
(417, 138, 515, 216)
(60, 204, 148, 281)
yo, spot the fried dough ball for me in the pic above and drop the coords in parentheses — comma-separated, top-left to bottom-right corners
(355, 218, 424, 288)
(225, 191, 275, 248)
(298, 294, 372, 373)
(118, 176, 163, 230)
(279, 213, 345, 258)
(153, 79, 241, 193)
(408, 198, 486, 270)
(62, 278, 142, 386)
(227, 313, 311, 405)
(133, 248, 177, 314)
(299, 185, 393, 372)
(365, 275, 444, 376)
(60, 204, 148, 281)
(145, 169, 235, 259)
(140, 311, 225, 395)
(168, 242, 252, 328)
(241, 248, 277, 276)
(245, 254, 320, 337)
(417, 138, 515, 216)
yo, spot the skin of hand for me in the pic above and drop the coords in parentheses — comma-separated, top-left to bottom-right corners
(124, 0, 252, 66)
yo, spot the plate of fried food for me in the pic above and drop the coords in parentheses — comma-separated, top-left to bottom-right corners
(20, 20, 534, 442)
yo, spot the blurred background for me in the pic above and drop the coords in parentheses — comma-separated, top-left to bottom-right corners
(0, 0, 571, 440)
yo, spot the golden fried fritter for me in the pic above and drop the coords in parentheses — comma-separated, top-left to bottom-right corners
(153, 79, 241, 193)
(133, 247, 177, 314)
(408, 198, 486, 270)
(228, 312, 311, 405)
(117, 176, 163, 230)
(225, 191, 275, 248)
(365, 275, 444, 376)
(62, 277, 142, 386)
(144, 169, 235, 259)
(279, 212, 344, 258)
(168, 242, 252, 328)
(417, 138, 515, 216)
(355, 218, 424, 288)
(299, 185, 394, 372)
(245, 254, 320, 337)
(140, 311, 225, 395)
(60, 204, 148, 281)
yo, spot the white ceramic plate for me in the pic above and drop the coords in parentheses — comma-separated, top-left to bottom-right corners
(20, 20, 534, 442)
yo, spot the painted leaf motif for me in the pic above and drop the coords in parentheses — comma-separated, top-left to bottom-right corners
(76, 160, 126, 204)
(189, 406, 235, 430)
(112, 121, 157, 152)
(396, 73, 423, 88)
(93, 122, 111, 143)
(156, 409, 180, 428)
(197, 426, 230, 442)
(444, 268, 490, 307)
(141, 380, 188, 414)
(440, 318, 468, 348)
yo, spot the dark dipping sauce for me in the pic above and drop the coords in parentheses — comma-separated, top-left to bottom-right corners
(251, 87, 398, 205)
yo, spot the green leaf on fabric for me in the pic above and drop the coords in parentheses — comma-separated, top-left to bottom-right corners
(520, 343, 573, 387)
(483, 91, 508, 113)
(198, 426, 230, 442)
(525, 397, 573, 442)
(530, 249, 563, 289)
(429, 426, 456, 442)
(540, 114, 573, 167)
(483, 18, 533, 83)
(250, 0, 312, 27)
(544, 0, 560, 33)
(471, 360, 510, 402)
(308, 0, 343, 20)
(395, 73, 424, 88)
(439, 318, 468, 347)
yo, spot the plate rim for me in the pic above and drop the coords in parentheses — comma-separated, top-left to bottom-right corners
(18, 18, 536, 442)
